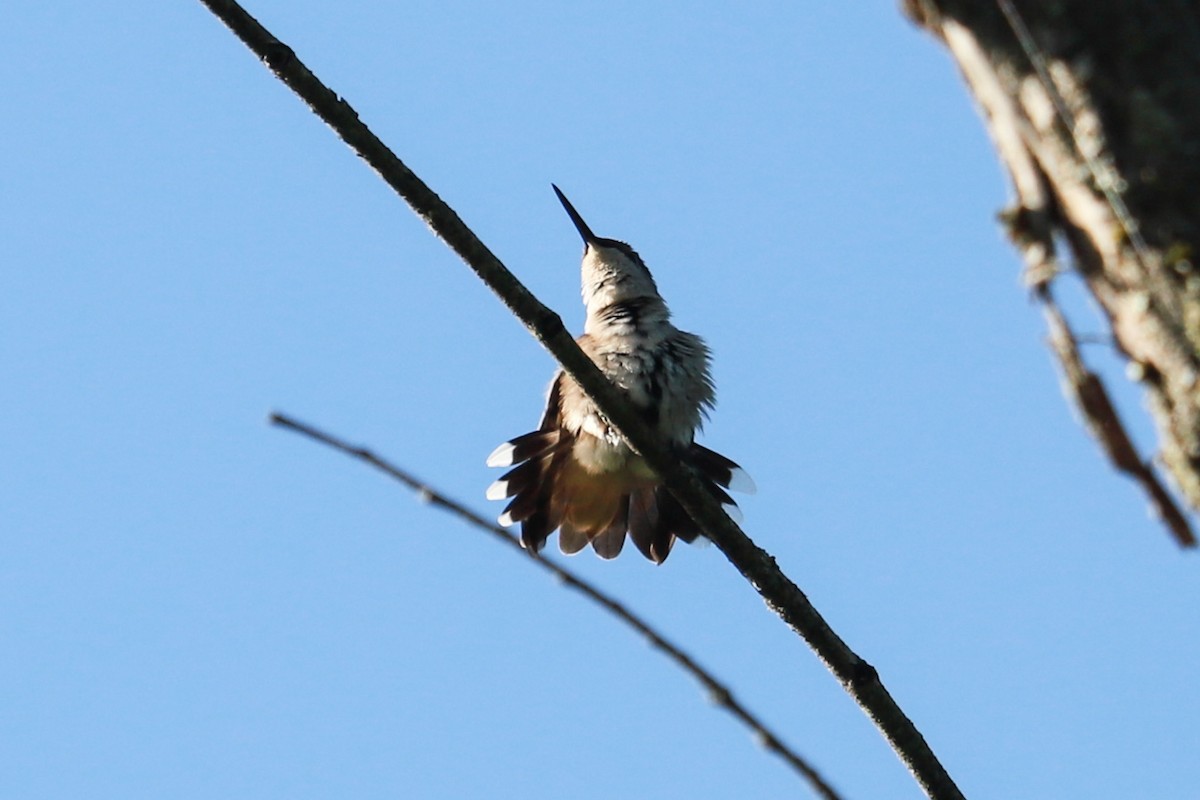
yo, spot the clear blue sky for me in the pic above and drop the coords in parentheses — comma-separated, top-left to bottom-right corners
(4, 2, 1196, 798)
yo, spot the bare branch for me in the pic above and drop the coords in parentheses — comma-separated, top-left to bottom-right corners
(197, 2, 965, 796)
(269, 411, 844, 800)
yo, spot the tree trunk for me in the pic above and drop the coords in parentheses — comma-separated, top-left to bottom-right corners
(906, 0, 1200, 547)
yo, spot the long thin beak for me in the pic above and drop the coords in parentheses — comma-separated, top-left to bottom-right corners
(552, 184, 597, 246)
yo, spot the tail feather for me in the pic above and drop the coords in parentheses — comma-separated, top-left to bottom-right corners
(558, 521, 591, 554)
(656, 487, 698, 547)
(626, 486, 688, 563)
(499, 486, 540, 526)
(497, 453, 557, 523)
(690, 443, 756, 495)
(487, 430, 560, 468)
(700, 482, 734, 506)
(520, 508, 557, 553)
(518, 446, 569, 553)
(520, 494, 566, 554)
(590, 495, 629, 559)
(627, 488, 662, 562)
(487, 456, 543, 501)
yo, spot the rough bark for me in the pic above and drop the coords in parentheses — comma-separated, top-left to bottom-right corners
(905, 0, 1200, 546)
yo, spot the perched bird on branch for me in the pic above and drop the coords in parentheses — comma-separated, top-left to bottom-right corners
(486, 186, 753, 563)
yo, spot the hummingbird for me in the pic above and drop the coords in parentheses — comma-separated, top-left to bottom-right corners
(485, 185, 753, 563)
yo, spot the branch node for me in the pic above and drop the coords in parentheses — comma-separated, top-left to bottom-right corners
(849, 658, 880, 691)
(261, 41, 295, 71)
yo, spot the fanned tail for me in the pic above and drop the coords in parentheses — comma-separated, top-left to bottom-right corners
(486, 425, 753, 563)
(589, 496, 630, 559)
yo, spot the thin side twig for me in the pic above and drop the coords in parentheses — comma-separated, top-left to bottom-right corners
(269, 411, 844, 800)
(1039, 294, 1195, 545)
(197, 3, 965, 797)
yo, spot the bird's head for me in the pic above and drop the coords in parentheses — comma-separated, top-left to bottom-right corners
(552, 184, 662, 315)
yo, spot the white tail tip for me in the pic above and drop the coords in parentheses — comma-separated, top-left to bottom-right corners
(728, 467, 757, 495)
(497, 510, 516, 528)
(485, 479, 510, 501)
(486, 441, 518, 468)
(723, 503, 744, 525)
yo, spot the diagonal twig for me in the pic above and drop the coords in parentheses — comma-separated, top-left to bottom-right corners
(197, 3, 965, 797)
(269, 411, 844, 800)
(1040, 293, 1196, 546)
